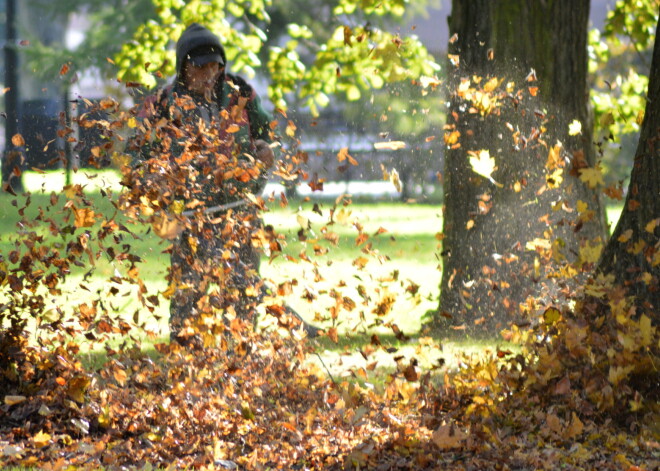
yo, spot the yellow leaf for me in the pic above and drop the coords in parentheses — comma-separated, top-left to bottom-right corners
(526, 238, 552, 251)
(468, 149, 497, 180)
(579, 166, 604, 189)
(33, 430, 51, 448)
(390, 168, 402, 192)
(546, 141, 563, 170)
(568, 119, 582, 136)
(444, 130, 460, 146)
(543, 307, 561, 325)
(285, 121, 296, 137)
(380, 163, 390, 181)
(64, 184, 83, 199)
(617, 229, 633, 243)
(608, 365, 634, 385)
(640, 272, 653, 285)
(579, 241, 603, 264)
(127, 117, 137, 128)
(639, 314, 654, 346)
(576, 200, 589, 214)
(482, 77, 500, 93)
(546, 168, 564, 189)
(645, 218, 659, 233)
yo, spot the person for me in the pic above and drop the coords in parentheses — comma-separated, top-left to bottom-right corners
(126, 23, 316, 346)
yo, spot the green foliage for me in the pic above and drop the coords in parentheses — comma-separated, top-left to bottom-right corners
(22, 0, 440, 121)
(113, 0, 439, 113)
(588, 0, 658, 184)
(605, 0, 659, 50)
(271, 24, 438, 114)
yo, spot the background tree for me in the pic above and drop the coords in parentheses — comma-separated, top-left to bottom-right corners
(589, 0, 658, 188)
(596, 14, 660, 316)
(436, 0, 607, 332)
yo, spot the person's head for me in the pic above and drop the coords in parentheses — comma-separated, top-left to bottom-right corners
(175, 23, 226, 94)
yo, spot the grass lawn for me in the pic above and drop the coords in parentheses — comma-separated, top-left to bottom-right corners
(1, 170, 624, 378)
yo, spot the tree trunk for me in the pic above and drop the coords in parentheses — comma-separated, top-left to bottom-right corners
(597, 17, 660, 316)
(436, 0, 606, 333)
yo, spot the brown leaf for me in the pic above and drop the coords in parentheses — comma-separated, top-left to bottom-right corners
(553, 375, 571, 395)
(432, 424, 468, 450)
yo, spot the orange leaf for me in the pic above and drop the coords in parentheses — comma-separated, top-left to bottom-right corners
(11, 134, 25, 147)
(327, 327, 338, 343)
(72, 206, 97, 228)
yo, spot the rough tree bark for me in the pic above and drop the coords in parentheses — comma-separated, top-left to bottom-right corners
(436, 0, 606, 333)
(597, 16, 660, 317)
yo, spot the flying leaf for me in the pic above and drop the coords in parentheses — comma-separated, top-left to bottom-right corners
(568, 119, 582, 136)
(617, 229, 633, 243)
(327, 327, 338, 343)
(444, 130, 460, 146)
(543, 307, 561, 325)
(374, 141, 406, 150)
(468, 149, 502, 186)
(390, 168, 402, 192)
(546, 141, 563, 170)
(337, 147, 358, 165)
(72, 206, 97, 228)
(483, 77, 500, 93)
(578, 166, 604, 188)
(645, 218, 659, 233)
(11, 134, 25, 147)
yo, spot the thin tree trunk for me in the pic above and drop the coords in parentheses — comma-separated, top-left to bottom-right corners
(436, 0, 606, 333)
(597, 17, 660, 317)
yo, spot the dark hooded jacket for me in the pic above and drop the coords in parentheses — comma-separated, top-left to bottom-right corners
(175, 23, 227, 77)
